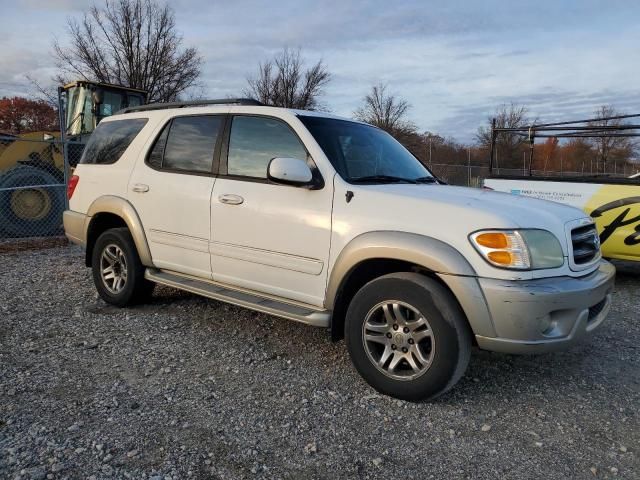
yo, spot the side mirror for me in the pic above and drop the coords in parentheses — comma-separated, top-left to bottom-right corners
(267, 157, 313, 186)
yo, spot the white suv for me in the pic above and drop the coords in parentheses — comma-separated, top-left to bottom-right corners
(64, 99, 615, 400)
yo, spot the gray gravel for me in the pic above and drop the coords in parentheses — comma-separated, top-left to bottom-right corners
(1, 246, 638, 479)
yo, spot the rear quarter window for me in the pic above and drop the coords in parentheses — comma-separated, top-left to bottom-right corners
(80, 118, 148, 165)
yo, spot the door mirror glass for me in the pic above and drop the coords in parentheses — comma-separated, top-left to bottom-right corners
(267, 157, 313, 186)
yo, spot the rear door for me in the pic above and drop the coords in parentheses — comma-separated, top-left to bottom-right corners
(128, 114, 226, 279)
(210, 114, 333, 307)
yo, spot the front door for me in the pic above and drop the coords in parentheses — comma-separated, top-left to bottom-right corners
(128, 114, 225, 279)
(210, 115, 333, 307)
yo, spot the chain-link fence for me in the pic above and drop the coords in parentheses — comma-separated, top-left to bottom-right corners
(1, 133, 636, 239)
(0, 134, 85, 240)
(428, 163, 638, 187)
(428, 163, 490, 187)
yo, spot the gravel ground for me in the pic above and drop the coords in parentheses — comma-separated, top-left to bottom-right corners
(1, 246, 638, 479)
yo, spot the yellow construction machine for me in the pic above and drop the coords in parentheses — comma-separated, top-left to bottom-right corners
(0, 81, 147, 237)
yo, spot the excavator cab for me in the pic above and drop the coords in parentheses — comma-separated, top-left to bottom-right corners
(61, 81, 148, 139)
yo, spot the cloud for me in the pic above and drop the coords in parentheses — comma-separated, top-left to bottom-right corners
(1, 0, 639, 144)
(437, 89, 640, 142)
(0, 47, 59, 97)
(20, 0, 87, 11)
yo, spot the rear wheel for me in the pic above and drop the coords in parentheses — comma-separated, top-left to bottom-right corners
(91, 227, 154, 306)
(345, 272, 472, 401)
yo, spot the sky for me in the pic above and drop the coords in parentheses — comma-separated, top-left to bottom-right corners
(1, 0, 639, 142)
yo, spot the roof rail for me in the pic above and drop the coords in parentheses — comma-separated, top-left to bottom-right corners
(117, 98, 263, 114)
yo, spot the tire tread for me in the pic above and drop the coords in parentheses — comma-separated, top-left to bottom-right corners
(91, 227, 154, 307)
(345, 272, 472, 401)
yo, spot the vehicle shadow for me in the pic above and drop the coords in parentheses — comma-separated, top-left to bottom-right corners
(610, 259, 640, 278)
(439, 331, 621, 405)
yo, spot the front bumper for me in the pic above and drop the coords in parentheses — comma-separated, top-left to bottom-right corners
(475, 260, 615, 354)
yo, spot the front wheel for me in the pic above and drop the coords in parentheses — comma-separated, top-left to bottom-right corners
(0, 165, 65, 237)
(345, 272, 472, 401)
(91, 227, 154, 307)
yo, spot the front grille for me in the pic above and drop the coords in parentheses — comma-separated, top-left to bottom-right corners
(571, 224, 600, 265)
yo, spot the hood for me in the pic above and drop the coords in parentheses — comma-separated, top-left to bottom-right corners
(336, 183, 592, 279)
(361, 184, 587, 229)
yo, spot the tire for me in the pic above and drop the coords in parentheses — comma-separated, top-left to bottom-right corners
(0, 165, 65, 237)
(345, 272, 472, 401)
(91, 227, 154, 307)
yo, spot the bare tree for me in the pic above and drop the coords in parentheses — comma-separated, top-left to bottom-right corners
(476, 103, 531, 168)
(244, 48, 330, 110)
(25, 75, 58, 107)
(53, 0, 202, 102)
(354, 84, 416, 136)
(588, 105, 634, 173)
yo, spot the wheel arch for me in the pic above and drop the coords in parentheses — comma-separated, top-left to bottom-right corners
(326, 231, 495, 341)
(85, 196, 153, 268)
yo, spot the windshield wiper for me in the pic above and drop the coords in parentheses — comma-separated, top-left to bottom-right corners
(349, 175, 419, 184)
(414, 176, 438, 184)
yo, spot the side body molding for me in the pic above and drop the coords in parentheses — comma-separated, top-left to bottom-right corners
(325, 231, 497, 338)
(86, 195, 154, 267)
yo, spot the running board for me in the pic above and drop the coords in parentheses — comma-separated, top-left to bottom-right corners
(145, 269, 331, 328)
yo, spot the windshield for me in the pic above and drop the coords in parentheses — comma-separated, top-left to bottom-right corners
(98, 91, 125, 118)
(298, 115, 433, 183)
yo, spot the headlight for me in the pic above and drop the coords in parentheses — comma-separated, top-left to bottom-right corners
(469, 229, 564, 270)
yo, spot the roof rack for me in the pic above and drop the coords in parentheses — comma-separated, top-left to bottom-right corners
(488, 112, 640, 176)
(118, 98, 263, 114)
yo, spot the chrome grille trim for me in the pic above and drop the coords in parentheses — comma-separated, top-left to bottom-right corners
(570, 224, 600, 265)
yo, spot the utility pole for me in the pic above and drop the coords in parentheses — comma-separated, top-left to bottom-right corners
(489, 117, 496, 174)
(467, 148, 471, 186)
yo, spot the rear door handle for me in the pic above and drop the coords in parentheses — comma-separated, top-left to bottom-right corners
(218, 194, 244, 205)
(132, 183, 150, 193)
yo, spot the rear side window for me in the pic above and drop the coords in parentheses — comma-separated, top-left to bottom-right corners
(147, 115, 223, 173)
(80, 118, 147, 165)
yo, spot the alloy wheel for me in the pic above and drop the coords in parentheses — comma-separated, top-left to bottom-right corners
(362, 300, 436, 381)
(100, 244, 128, 294)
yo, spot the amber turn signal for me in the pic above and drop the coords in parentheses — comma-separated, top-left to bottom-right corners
(487, 250, 513, 265)
(475, 232, 509, 249)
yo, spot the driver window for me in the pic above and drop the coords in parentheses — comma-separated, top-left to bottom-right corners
(227, 116, 307, 179)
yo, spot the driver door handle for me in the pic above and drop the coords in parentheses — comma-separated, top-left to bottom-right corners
(218, 194, 244, 205)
